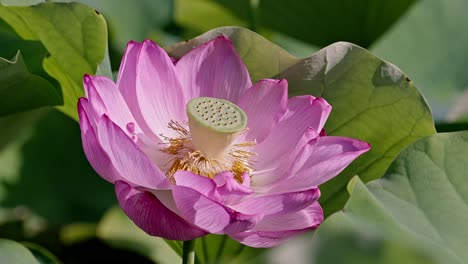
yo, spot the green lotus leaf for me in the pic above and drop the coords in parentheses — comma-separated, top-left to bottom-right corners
(0, 1, 110, 120)
(312, 131, 468, 263)
(0, 51, 61, 116)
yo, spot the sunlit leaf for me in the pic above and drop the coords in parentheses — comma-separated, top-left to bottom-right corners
(310, 131, 468, 263)
(0, 2, 109, 120)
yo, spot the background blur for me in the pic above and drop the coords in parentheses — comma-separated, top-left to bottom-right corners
(1, 0, 467, 263)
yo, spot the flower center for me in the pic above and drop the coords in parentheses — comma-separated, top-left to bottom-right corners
(161, 97, 255, 182)
(186, 97, 247, 159)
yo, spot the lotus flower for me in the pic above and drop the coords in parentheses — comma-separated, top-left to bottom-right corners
(78, 36, 370, 248)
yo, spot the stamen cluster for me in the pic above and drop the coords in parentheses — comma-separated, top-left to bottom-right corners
(161, 121, 255, 183)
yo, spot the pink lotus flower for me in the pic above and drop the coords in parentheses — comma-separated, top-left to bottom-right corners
(78, 36, 370, 248)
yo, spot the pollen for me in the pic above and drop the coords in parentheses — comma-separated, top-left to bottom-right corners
(160, 120, 255, 183)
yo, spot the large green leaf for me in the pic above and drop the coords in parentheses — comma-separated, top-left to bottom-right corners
(214, 0, 415, 47)
(371, 0, 468, 121)
(310, 131, 468, 263)
(0, 109, 115, 225)
(0, 51, 61, 116)
(0, 239, 40, 264)
(308, 228, 435, 264)
(166, 27, 436, 215)
(0, 2, 109, 120)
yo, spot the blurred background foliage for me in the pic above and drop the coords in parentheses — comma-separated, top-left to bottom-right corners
(0, 0, 467, 263)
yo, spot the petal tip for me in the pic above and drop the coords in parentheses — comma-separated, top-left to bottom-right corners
(362, 141, 371, 151)
(83, 73, 91, 80)
(122, 40, 142, 57)
(259, 78, 288, 85)
(141, 39, 160, 48)
(212, 34, 238, 51)
(127, 40, 140, 45)
(215, 34, 233, 43)
(83, 73, 93, 85)
(351, 139, 371, 152)
(315, 97, 332, 109)
(303, 95, 317, 105)
(77, 97, 88, 109)
(77, 99, 94, 135)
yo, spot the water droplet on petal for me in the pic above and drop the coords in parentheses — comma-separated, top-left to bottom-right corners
(126, 122, 135, 133)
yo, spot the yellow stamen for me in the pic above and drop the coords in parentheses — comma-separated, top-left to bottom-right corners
(161, 120, 255, 183)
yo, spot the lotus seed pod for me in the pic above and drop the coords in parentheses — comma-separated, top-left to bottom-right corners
(187, 97, 247, 159)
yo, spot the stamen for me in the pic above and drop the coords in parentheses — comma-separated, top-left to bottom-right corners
(160, 120, 255, 183)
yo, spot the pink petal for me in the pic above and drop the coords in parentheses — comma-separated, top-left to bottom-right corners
(172, 172, 260, 234)
(117, 41, 140, 102)
(231, 188, 320, 216)
(271, 136, 370, 193)
(174, 171, 219, 199)
(307, 97, 331, 133)
(135, 133, 172, 173)
(224, 212, 262, 235)
(231, 229, 309, 248)
(237, 79, 288, 143)
(252, 96, 325, 187)
(213, 172, 254, 205)
(115, 181, 207, 240)
(78, 99, 121, 183)
(82, 79, 106, 123)
(117, 40, 186, 140)
(116, 41, 151, 135)
(172, 185, 233, 234)
(230, 202, 323, 248)
(83, 74, 138, 133)
(136, 40, 187, 135)
(95, 115, 171, 190)
(253, 202, 323, 231)
(175, 35, 252, 104)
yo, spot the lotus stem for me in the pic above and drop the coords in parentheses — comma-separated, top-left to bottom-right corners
(182, 239, 196, 264)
